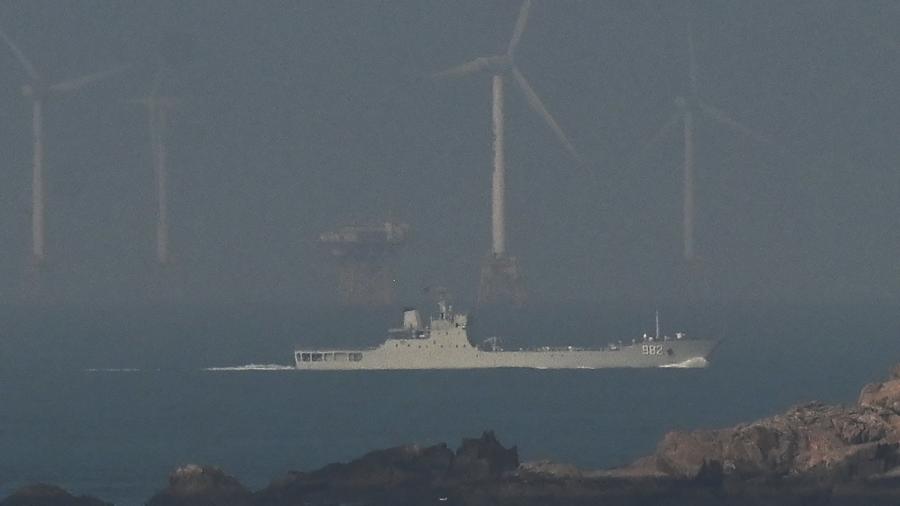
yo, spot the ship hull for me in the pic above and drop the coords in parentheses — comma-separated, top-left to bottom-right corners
(294, 338, 718, 370)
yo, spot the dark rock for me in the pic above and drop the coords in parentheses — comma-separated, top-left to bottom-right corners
(0, 484, 110, 506)
(258, 432, 518, 505)
(258, 442, 455, 505)
(692, 459, 725, 488)
(310, 442, 454, 486)
(146, 464, 253, 506)
(450, 430, 519, 480)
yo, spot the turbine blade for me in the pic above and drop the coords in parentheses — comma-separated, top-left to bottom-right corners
(511, 67, 581, 163)
(431, 58, 490, 79)
(0, 26, 40, 81)
(633, 110, 681, 162)
(697, 100, 770, 144)
(48, 64, 130, 94)
(507, 0, 532, 56)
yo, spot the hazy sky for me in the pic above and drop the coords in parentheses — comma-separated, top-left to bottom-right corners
(0, 0, 898, 306)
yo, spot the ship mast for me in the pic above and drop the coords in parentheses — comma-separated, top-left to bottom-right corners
(655, 311, 660, 340)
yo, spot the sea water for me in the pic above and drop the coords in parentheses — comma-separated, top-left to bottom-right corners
(1, 303, 898, 505)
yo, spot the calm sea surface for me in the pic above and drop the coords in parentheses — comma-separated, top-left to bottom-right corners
(1, 303, 898, 505)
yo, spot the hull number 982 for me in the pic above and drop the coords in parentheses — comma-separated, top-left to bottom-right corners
(641, 344, 664, 356)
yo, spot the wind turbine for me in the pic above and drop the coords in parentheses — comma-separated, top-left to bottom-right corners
(639, 12, 768, 262)
(128, 69, 179, 266)
(433, 1, 581, 303)
(0, 26, 127, 267)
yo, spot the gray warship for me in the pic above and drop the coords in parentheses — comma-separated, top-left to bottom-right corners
(294, 301, 718, 370)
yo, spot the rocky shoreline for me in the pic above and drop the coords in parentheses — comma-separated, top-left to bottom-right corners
(9, 365, 900, 505)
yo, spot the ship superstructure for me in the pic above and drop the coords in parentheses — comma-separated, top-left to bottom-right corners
(294, 302, 717, 370)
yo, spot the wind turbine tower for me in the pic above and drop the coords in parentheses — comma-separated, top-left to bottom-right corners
(129, 70, 180, 266)
(433, 0, 582, 305)
(0, 26, 126, 270)
(640, 12, 768, 263)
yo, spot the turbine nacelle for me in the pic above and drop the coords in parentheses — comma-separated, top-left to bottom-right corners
(484, 55, 513, 75)
(430, 54, 512, 80)
(20, 82, 49, 99)
(431, 0, 528, 81)
(430, 1, 581, 164)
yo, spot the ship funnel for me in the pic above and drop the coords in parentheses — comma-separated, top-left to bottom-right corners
(403, 308, 422, 330)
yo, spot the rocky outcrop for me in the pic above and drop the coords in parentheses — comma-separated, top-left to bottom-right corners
(146, 464, 253, 506)
(652, 365, 900, 482)
(450, 430, 519, 480)
(0, 484, 110, 506)
(859, 364, 900, 412)
(258, 430, 517, 505)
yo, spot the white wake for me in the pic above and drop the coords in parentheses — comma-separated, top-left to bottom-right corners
(84, 368, 142, 372)
(203, 363, 295, 371)
(659, 357, 709, 369)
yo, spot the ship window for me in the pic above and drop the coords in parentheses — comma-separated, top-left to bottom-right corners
(300, 353, 311, 362)
(323, 353, 332, 362)
(333, 352, 348, 361)
(349, 352, 363, 362)
(311, 353, 323, 362)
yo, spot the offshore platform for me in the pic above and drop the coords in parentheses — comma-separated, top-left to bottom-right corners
(320, 222, 409, 306)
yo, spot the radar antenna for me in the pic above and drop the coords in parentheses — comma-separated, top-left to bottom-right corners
(423, 285, 452, 319)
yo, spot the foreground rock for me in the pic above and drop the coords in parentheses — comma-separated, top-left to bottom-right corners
(252, 365, 900, 504)
(146, 464, 253, 506)
(650, 365, 900, 482)
(654, 402, 898, 480)
(13, 366, 900, 505)
(0, 484, 110, 506)
(257, 430, 517, 505)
